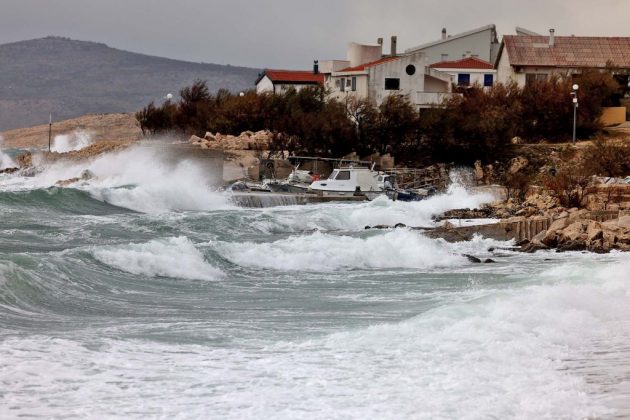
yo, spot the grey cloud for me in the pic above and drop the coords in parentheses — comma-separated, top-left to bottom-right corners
(0, 0, 628, 69)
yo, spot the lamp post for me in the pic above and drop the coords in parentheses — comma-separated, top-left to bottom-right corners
(571, 84, 579, 145)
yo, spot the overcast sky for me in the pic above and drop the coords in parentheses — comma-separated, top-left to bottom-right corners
(1, 0, 630, 69)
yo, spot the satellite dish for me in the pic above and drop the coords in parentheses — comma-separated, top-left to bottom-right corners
(166, 93, 173, 100)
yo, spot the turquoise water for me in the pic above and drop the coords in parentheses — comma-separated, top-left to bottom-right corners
(1, 147, 629, 419)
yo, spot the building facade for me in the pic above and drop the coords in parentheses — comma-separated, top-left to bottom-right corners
(429, 56, 496, 88)
(495, 30, 630, 87)
(405, 24, 500, 65)
(255, 69, 324, 94)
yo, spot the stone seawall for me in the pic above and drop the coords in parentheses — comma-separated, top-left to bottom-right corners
(426, 211, 622, 244)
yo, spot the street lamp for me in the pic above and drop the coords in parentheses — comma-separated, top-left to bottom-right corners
(571, 84, 579, 145)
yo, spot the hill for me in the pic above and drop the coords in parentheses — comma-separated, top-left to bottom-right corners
(0, 36, 261, 131)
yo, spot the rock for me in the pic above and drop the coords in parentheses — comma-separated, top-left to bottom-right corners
(618, 216, 630, 229)
(521, 240, 549, 253)
(586, 221, 603, 242)
(0, 167, 19, 174)
(508, 156, 528, 174)
(204, 132, 216, 141)
(16, 152, 33, 168)
(394, 223, 407, 229)
(511, 136, 523, 145)
(483, 259, 496, 263)
(463, 254, 482, 263)
(559, 221, 587, 242)
(189, 135, 204, 144)
(542, 218, 572, 247)
(556, 240, 587, 252)
(474, 160, 484, 183)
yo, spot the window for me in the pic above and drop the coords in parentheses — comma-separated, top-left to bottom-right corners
(340, 78, 345, 92)
(526, 73, 549, 85)
(484, 74, 494, 87)
(405, 64, 416, 76)
(351, 76, 357, 91)
(335, 171, 351, 180)
(457, 73, 471, 86)
(328, 170, 338, 180)
(384, 78, 400, 90)
(346, 79, 352, 88)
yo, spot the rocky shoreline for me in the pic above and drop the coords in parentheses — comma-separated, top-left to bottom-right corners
(367, 195, 630, 254)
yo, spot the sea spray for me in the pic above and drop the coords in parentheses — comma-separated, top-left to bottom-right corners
(0, 136, 16, 170)
(244, 178, 497, 234)
(51, 129, 94, 153)
(3, 145, 232, 212)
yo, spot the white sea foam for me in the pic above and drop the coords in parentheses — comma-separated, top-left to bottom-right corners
(92, 236, 223, 281)
(51, 129, 94, 153)
(248, 180, 497, 234)
(2, 257, 628, 418)
(218, 229, 467, 272)
(0, 136, 16, 170)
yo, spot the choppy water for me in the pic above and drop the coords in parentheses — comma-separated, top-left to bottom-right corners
(1, 146, 630, 419)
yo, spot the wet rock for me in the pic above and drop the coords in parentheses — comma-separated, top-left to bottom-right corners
(394, 223, 407, 228)
(463, 254, 482, 263)
(508, 156, 528, 174)
(0, 167, 19, 174)
(556, 240, 587, 252)
(483, 258, 496, 263)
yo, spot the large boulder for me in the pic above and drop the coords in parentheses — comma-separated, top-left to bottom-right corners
(508, 156, 528, 174)
(542, 218, 572, 247)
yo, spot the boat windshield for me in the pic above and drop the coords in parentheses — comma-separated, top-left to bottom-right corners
(328, 170, 338, 180)
(335, 171, 351, 180)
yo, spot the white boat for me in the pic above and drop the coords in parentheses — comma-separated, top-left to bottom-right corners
(266, 168, 315, 194)
(309, 165, 395, 200)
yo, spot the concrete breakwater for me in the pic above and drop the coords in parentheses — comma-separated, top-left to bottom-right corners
(229, 192, 368, 208)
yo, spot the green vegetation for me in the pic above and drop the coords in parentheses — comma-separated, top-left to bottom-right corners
(137, 71, 625, 166)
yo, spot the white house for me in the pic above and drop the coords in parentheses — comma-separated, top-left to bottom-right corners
(255, 68, 324, 94)
(429, 56, 496, 88)
(324, 38, 454, 108)
(405, 24, 500, 65)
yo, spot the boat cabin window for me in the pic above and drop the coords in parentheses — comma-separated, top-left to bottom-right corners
(335, 171, 351, 180)
(328, 170, 338, 180)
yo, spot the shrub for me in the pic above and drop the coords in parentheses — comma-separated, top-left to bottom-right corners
(581, 137, 630, 177)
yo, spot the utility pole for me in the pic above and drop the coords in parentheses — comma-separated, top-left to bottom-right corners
(48, 113, 52, 152)
(571, 84, 579, 145)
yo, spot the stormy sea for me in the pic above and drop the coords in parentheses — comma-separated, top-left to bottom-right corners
(1, 145, 629, 419)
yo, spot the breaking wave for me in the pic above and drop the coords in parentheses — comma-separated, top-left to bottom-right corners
(217, 229, 467, 272)
(92, 236, 223, 281)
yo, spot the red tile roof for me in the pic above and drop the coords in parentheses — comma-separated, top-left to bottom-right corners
(503, 35, 630, 68)
(262, 70, 324, 84)
(430, 56, 494, 69)
(339, 56, 399, 72)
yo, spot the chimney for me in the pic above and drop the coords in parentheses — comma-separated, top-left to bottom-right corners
(442, 28, 447, 40)
(549, 29, 555, 47)
(391, 36, 397, 56)
(313, 60, 319, 74)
